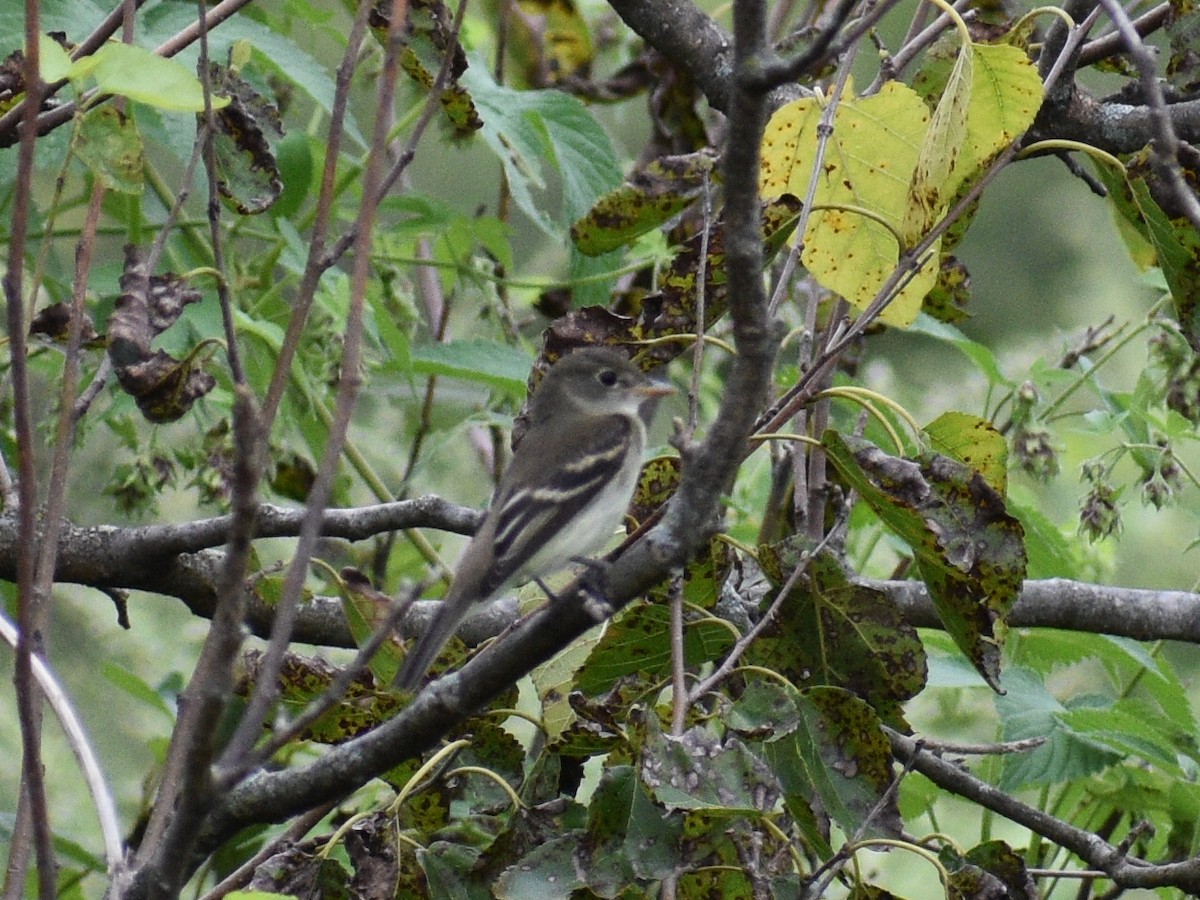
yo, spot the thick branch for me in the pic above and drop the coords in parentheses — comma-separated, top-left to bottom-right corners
(867, 577, 1200, 644)
(605, 0, 735, 111)
(0, 498, 476, 582)
(1033, 89, 1200, 154)
(0, 499, 478, 646)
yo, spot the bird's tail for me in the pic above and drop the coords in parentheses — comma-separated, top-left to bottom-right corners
(393, 597, 464, 690)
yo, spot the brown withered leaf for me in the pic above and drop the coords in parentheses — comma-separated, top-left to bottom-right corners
(108, 245, 216, 423)
(30, 302, 102, 346)
(0, 50, 26, 103)
(544, 195, 802, 369)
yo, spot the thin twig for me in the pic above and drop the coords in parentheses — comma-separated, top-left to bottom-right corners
(668, 573, 688, 735)
(3, 4, 57, 895)
(0, 611, 123, 882)
(197, 802, 335, 900)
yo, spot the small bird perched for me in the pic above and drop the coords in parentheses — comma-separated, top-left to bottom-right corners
(394, 347, 674, 690)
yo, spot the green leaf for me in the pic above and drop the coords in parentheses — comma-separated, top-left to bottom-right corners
(408, 340, 532, 395)
(513, 0, 595, 84)
(962, 43, 1043, 169)
(823, 431, 1026, 691)
(575, 602, 735, 695)
(626, 777, 683, 880)
(336, 570, 405, 686)
(1006, 496, 1078, 579)
(571, 151, 718, 256)
(100, 663, 174, 721)
(750, 546, 927, 723)
(763, 686, 900, 839)
(1094, 150, 1200, 350)
(907, 314, 1011, 386)
(77, 42, 230, 112)
(271, 132, 314, 220)
(640, 717, 779, 815)
(205, 61, 284, 215)
(140, 5, 362, 146)
(462, 64, 621, 238)
(727, 680, 803, 740)
(72, 105, 144, 195)
(961, 840, 1035, 899)
(495, 766, 671, 897)
(38, 33, 73, 83)
(257, 651, 397, 744)
(996, 667, 1120, 790)
(923, 410, 1007, 495)
(383, 0, 482, 139)
(1059, 703, 1190, 775)
(904, 41, 973, 244)
(577, 766, 642, 890)
(494, 835, 585, 897)
(3, 1, 108, 59)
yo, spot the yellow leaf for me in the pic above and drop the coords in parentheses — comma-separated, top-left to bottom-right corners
(761, 83, 935, 326)
(962, 43, 1043, 171)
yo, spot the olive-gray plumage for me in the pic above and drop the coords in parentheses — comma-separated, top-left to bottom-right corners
(394, 348, 671, 690)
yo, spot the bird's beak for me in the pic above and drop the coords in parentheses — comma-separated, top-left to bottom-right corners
(636, 381, 676, 399)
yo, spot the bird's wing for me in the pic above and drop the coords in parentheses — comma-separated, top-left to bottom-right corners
(487, 413, 636, 591)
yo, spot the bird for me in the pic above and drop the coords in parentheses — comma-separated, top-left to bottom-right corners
(394, 347, 673, 690)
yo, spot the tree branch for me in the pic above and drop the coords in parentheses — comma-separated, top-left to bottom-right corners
(605, 0, 735, 112)
(867, 577, 1200, 644)
(890, 730, 1200, 892)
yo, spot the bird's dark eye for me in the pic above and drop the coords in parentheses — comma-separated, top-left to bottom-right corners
(598, 369, 618, 386)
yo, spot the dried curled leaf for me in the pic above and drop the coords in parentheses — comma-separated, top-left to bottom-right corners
(108, 245, 216, 423)
(30, 302, 101, 346)
(368, 0, 482, 138)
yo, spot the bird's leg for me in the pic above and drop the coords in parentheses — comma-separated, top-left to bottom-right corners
(571, 556, 615, 622)
(535, 559, 615, 622)
(533, 576, 561, 603)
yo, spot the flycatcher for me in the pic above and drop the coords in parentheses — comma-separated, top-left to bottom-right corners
(395, 347, 673, 689)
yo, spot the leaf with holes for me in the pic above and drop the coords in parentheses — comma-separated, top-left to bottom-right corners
(823, 431, 1026, 691)
(751, 545, 926, 724)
